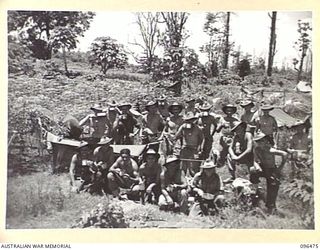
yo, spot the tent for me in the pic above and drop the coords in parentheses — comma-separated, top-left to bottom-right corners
(270, 108, 299, 127)
(294, 81, 312, 93)
(112, 144, 147, 157)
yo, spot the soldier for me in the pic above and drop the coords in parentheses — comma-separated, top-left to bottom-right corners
(69, 142, 91, 193)
(141, 101, 165, 143)
(93, 136, 114, 172)
(175, 112, 204, 177)
(139, 149, 162, 203)
(157, 95, 170, 119)
(215, 104, 239, 167)
(198, 102, 217, 160)
(226, 121, 254, 183)
(114, 103, 140, 144)
(79, 104, 108, 145)
(184, 97, 197, 116)
(252, 132, 288, 214)
(107, 148, 141, 198)
(255, 105, 278, 147)
(158, 155, 188, 214)
(62, 114, 83, 140)
(189, 160, 225, 217)
(239, 99, 258, 134)
(287, 120, 311, 175)
(105, 101, 119, 142)
(162, 102, 184, 155)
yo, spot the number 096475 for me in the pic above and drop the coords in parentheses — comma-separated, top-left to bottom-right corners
(300, 244, 319, 248)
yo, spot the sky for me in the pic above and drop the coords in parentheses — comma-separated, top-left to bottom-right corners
(77, 11, 312, 68)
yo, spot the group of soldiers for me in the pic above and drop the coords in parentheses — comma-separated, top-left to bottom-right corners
(63, 94, 311, 217)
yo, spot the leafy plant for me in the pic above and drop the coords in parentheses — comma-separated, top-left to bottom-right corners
(89, 36, 128, 74)
(282, 156, 314, 229)
(71, 203, 128, 228)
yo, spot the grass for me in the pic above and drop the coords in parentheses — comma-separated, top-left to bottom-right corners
(6, 59, 313, 229)
(5, 167, 308, 229)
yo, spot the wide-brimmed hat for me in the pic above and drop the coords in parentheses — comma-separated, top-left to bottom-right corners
(107, 101, 118, 111)
(253, 132, 268, 142)
(90, 104, 103, 112)
(168, 102, 183, 114)
(164, 155, 180, 166)
(261, 105, 274, 111)
(231, 121, 247, 132)
(186, 97, 196, 103)
(145, 101, 158, 110)
(145, 148, 160, 158)
(222, 104, 237, 114)
(118, 102, 132, 110)
(199, 102, 213, 111)
(77, 141, 89, 149)
(240, 100, 254, 108)
(201, 160, 216, 169)
(97, 136, 113, 145)
(183, 112, 198, 122)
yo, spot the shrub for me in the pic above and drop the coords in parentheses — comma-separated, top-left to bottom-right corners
(282, 155, 314, 228)
(71, 203, 128, 228)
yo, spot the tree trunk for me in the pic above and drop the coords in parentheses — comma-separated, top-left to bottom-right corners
(223, 12, 230, 69)
(267, 11, 277, 76)
(297, 51, 306, 83)
(62, 46, 69, 75)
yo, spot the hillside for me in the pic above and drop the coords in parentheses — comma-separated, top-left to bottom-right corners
(6, 59, 313, 229)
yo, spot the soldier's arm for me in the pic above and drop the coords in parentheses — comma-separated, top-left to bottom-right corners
(107, 148, 115, 168)
(237, 132, 253, 160)
(198, 127, 204, 152)
(228, 136, 237, 158)
(211, 116, 218, 136)
(69, 154, 78, 187)
(173, 124, 184, 141)
(79, 115, 90, 126)
(109, 157, 120, 172)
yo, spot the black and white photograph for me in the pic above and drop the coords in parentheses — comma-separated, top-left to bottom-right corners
(6, 10, 313, 229)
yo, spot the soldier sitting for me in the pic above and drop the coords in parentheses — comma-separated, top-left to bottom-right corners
(107, 148, 141, 199)
(189, 160, 225, 217)
(139, 149, 162, 203)
(158, 155, 188, 214)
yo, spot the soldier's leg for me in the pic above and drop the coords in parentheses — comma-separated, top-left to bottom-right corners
(226, 154, 236, 180)
(178, 189, 189, 214)
(265, 169, 280, 213)
(107, 172, 120, 197)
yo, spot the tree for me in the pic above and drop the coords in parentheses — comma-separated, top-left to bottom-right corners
(160, 12, 189, 96)
(89, 36, 128, 74)
(293, 20, 312, 83)
(200, 12, 232, 72)
(130, 13, 161, 73)
(49, 27, 77, 74)
(7, 11, 95, 59)
(200, 12, 225, 75)
(267, 12, 277, 76)
(222, 12, 231, 69)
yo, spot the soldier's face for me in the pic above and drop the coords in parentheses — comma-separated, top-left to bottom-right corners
(148, 105, 157, 113)
(171, 107, 181, 115)
(146, 155, 156, 163)
(121, 154, 130, 161)
(203, 168, 215, 176)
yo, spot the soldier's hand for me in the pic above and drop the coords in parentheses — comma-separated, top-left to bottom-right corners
(71, 186, 78, 193)
(197, 189, 204, 197)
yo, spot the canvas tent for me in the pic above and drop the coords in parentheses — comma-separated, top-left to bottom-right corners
(294, 81, 312, 93)
(270, 108, 300, 127)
